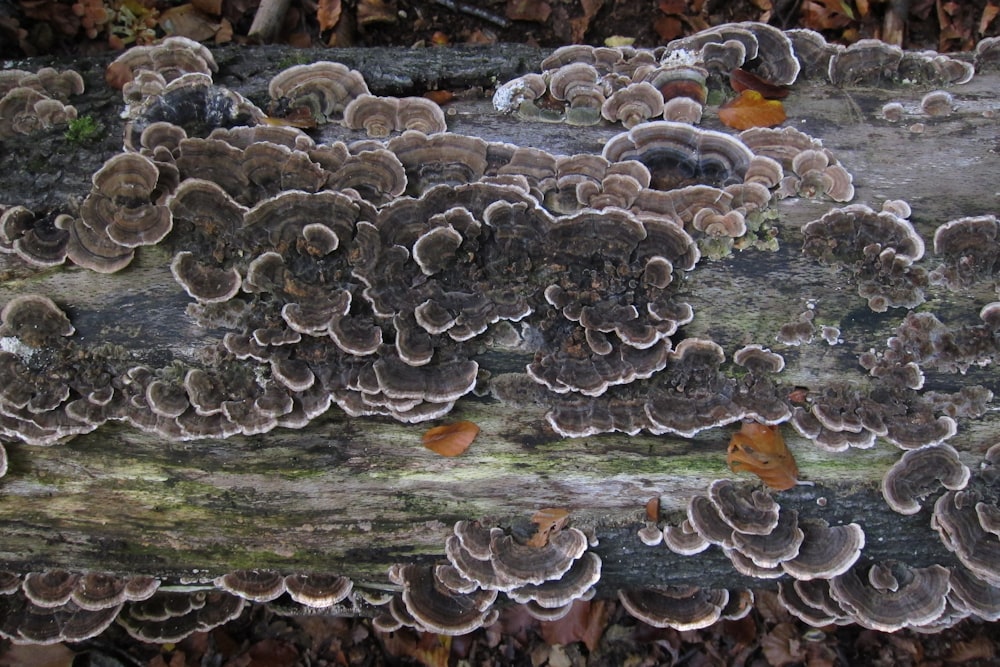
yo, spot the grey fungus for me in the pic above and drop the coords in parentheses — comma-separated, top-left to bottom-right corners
(802, 203, 926, 312)
(921, 90, 954, 117)
(283, 574, 352, 608)
(0, 294, 74, 345)
(601, 82, 664, 129)
(23, 570, 79, 608)
(828, 562, 950, 632)
(268, 61, 369, 122)
(343, 94, 446, 137)
(118, 590, 245, 643)
(618, 586, 728, 630)
(780, 520, 864, 580)
(0, 69, 82, 138)
(80, 153, 173, 250)
(604, 121, 754, 189)
(934, 489, 1000, 587)
(708, 479, 778, 535)
(388, 564, 497, 635)
(170, 251, 242, 303)
(733, 344, 784, 374)
(108, 36, 217, 91)
(215, 569, 286, 602)
(882, 444, 970, 515)
(949, 567, 1000, 621)
(929, 215, 1000, 291)
(662, 520, 711, 556)
(828, 39, 903, 86)
(881, 101, 905, 122)
(661, 96, 704, 124)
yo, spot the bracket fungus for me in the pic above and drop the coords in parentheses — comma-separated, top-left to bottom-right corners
(882, 444, 971, 515)
(4, 27, 1000, 644)
(0, 67, 83, 138)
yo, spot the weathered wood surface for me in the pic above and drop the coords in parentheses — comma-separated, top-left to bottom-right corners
(1, 46, 999, 595)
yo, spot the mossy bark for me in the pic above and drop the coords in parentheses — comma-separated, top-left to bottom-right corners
(0, 46, 998, 595)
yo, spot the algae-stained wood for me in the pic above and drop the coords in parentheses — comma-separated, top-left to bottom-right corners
(0, 46, 998, 593)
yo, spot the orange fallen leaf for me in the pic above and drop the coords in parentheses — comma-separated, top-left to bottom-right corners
(527, 507, 570, 548)
(645, 496, 659, 522)
(727, 422, 799, 491)
(718, 90, 786, 130)
(423, 90, 454, 105)
(316, 0, 341, 32)
(422, 420, 479, 457)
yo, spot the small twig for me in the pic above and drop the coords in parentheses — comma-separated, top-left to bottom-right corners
(430, 0, 511, 29)
(248, 0, 292, 43)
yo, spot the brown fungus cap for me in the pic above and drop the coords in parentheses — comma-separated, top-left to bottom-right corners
(388, 564, 497, 636)
(618, 586, 729, 630)
(777, 580, 847, 627)
(283, 574, 353, 609)
(489, 527, 589, 586)
(506, 551, 602, 608)
(882, 443, 970, 515)
(930, 215, 999, 291)
(662, 519, 711, 555)
(71, 573, 129, 611)
(80, 153, 172, 248)
(268, 61, 369, 120)
(730, 508, 804, 568)
(933, 490, 1000, 586)
(601, 82, 664, 129)
(0, 294, 74, 345)
(343, 94, 399, 138)
(828, 39, 903, 86)
(949, 567, 1000, 621)
(829, 562, 950, 632)
(0, 592, 120, 645)
(395, 97, 447, 135)
(22, 570, 80, 608)
(781, 519, 864, 580)
(707, 479, 778, 535)
(216, 570, 286, 602)
(0, 208, 70, 268)
(118, 590, 245, 643)
(170, 251, 242, 303)
(604, 121, 754, 189)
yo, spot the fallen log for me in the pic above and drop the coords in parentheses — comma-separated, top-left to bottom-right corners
(1, 34, 999, 640)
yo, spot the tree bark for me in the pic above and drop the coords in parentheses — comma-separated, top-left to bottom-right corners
(0, 46, 998, 598)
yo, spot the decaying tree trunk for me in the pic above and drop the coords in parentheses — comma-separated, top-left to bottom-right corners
(0, 44, 998, 605)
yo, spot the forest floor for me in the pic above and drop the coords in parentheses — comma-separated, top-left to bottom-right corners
(3, 0, 1000, 665)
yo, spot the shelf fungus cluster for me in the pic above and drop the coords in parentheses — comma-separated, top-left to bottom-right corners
(370, 515, 600, 634)
(646, 477, 1000, 632)
(494, 22, 974, 132)
(0, 50, 863, 445)
(0, 67, 83, 138)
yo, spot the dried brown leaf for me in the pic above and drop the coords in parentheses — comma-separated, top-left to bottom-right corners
(422, 420, 479, 457)
(158, 4, 219, 41)
(980, 3, 999, 33)
(730, 68, 790, 99)
(317, 0, 341, 32)
(654, 15, 683, 40)
(191, 0, 220, 16)
(540, 600, 609, 652)
(506, 0, 551, 23)
(760, 623, 806, 667)
(946, 635, 996, 663)
(527, 507, 570, 547)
